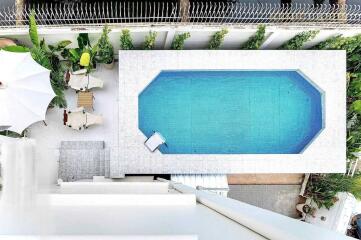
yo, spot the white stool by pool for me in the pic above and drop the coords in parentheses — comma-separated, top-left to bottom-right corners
(145, 132, 166, 152)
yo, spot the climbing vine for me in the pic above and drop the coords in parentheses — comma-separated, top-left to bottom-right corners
(143, 31, 157, 50)
(241, 25, 266, 50)
(279, 30, 319, 50)
(171, 32, 191, 50)
(208, 28, 228, 50)
(314, 34, 361, 160)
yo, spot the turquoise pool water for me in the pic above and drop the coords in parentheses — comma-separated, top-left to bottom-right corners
(138, 70, 323, 154)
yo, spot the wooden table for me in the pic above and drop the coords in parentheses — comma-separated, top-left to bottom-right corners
(77, 91, 94, 110)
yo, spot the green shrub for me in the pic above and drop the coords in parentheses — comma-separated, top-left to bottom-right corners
(29, 10, 39, 47)
(241, 25, 266, 50)
(171, 32, 191, 50)
(305, 174, 361, 209)
(96, 25, 114, 64)
(314, 34, 361, 160)
(29, 11, 69, 108)
(61, 33, 97, 73)
(311, 35, 343, 50)
(143, 31, 157, 50)
(120, 29, 134, 50)
(208, 29, 228, 50)
(279, 30, 319, 50)
(2, 45, 29, 52)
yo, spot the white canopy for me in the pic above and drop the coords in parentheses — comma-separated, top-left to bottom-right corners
(0, 50, 55, 133)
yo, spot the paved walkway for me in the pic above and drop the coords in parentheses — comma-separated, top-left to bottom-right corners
(228, 184, 301, 218)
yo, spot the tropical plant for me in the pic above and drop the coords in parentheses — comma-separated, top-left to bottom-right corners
(279, 30, 319, 50)
(28, 11, 69, 108)
(1, 45, 29, 52)
(61, 33, 97, 73)
(241, 25, 266, 50)
(120, 29, 134, 50)
(95, 25, 114, 64)
(313, 34, 361, 160)
(208, 28, 228, 50)
(143, 31, 157, 50)
(305, 174, 361, 209)
(171, 32, 191, 50)
(311, 35, 343, 50)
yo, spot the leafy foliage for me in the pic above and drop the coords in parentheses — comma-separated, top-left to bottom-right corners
(48, 40, 71, 52)
(171, 32, 191, 50)
(241, 25, 266, 50)
(120, 29, 134, 50)
(62, 33, 97, 73)
(305, 174, 361, 209)
(2, 45, 30, 52)
(143, 31, 157, 50)
(208, 29, 228, 50)
(29, 10, 39, 47)
(314, 34, 361, 160)
(304, 34, 361, 210)
(95, 26, 114, 64)
(28, 11, 68, 108)
(77, 33, 90, 50)
(279, 30, 319, 50)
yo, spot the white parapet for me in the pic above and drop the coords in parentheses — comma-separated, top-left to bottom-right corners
(37, 193, 196, 206)
(171, 180, 352, 240)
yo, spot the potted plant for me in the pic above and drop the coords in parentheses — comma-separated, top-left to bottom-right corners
(61, 33, 97, 74)
(296, 203, 317, 217)
(95, 25, 114, 69)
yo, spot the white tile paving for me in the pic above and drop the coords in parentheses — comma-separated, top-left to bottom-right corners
(118, 50, 346, 174)
(29, 64, 119, 186)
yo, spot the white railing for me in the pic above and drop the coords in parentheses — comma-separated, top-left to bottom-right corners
(0, 2, 360, 29)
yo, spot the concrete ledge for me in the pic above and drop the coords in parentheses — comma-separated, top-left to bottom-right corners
(38, 193, 196, 206)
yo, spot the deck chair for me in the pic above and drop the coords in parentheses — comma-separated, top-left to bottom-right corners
(68, 70, 103, 91)
(68, 70, 88, 91)
(64, 107, 103, 130)
(85, 112, 103, 128)
(145, 132, 166, 152)
(87, 75, 104, 90)
(64, 107, 87, 130)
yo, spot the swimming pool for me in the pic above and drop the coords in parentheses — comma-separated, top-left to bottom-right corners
(138, 70, 323, 154)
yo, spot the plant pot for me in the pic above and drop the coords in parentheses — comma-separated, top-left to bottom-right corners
(296, 203, 316, 217)
(103, 59, 115, 69)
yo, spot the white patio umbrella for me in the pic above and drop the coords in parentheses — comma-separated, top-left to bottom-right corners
(0, 50, 55, 134)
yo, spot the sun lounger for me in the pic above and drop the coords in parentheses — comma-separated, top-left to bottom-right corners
(63, 107, 103, 130)
(87, 75, 104, 90)
(68, 70, 104, 91)
(68, 73, 88, 91)
(85, 112, 103, 127)
(144, 132, 166, 152)
(64, 107, 87, 130)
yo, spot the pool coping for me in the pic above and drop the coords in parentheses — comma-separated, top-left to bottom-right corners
(116, 50, 346, 174)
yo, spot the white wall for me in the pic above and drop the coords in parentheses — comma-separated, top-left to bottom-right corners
(0, 25, 360, 55)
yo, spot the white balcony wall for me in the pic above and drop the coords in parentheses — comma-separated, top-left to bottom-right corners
(1, 26, 360, 55)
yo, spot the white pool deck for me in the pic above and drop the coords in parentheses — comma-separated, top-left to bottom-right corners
(28, 51, 346, 186)
(117, 50, 346, 174)
(29, 64, 119, 186)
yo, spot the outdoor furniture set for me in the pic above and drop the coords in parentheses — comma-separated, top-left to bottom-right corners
(63, 70, 104, 131)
